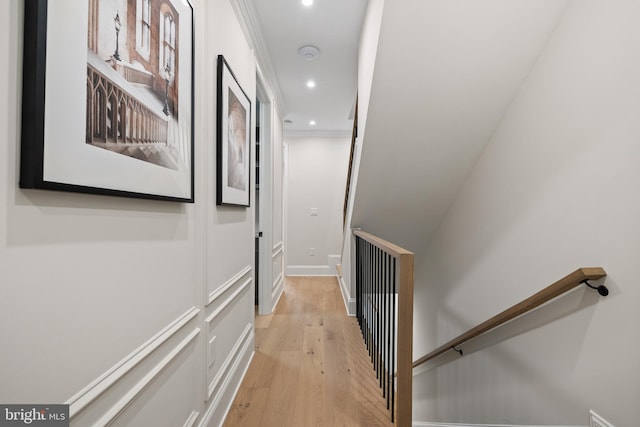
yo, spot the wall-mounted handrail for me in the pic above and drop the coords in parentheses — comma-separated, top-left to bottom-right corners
(413, 267, 607, 369)
(353, 229, 413, 427)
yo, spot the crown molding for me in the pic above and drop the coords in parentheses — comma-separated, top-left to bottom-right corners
(230, 0, 288, 116)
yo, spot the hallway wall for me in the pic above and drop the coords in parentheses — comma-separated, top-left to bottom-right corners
(0, 0, 282, 426)
(412, 0, 640, 425)
(285, 134, 350, 276)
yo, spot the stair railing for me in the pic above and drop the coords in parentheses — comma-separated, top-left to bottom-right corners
(413, 267, 608, 369)
(343, 98, 358, 226)
(354, 229, 413, 427)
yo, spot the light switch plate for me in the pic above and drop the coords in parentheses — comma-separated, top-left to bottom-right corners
(590, 410, 614, 427)
(310, 208, 318, 216)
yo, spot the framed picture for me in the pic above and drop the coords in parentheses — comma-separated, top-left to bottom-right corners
(20, 0, 195, 202)
(216, 55, 251, 207)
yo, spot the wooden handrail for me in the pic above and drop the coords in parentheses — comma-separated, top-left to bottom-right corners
(353, 229, 413, 258)
(354, 229, 413, 427)
(343, 97, 358, 226)
(413, 267, 607, 368)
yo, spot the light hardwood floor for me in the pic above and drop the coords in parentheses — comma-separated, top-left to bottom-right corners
(223, 276, 394, 427)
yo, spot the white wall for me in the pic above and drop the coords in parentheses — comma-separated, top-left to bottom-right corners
(285, 135, 350, 276)
(413, 1, 640, 425)
(338, 0, 385, 316)
(0, 0, 282, 426)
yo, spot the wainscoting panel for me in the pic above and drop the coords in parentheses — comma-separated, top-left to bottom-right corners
(66, 307, 201, 427)
(199, 262, 256, 426)
(199, 324, 254, 427)
(272, 244, 284, 305)
(205, 281, 253, 396)
(207, 265, 252, 307)
(183, 410, 200, 427)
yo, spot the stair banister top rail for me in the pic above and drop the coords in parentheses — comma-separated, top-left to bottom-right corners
(353, 229, 414, 258)
(412, 267, 608, 369)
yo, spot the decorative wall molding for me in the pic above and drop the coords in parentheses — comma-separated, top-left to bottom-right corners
(93, 328, 200, 426)
(66, 307, 200, 418)
(182, 410, 200, 427)
(205, 277, 252, 329)
(208, 265, 252, 307)
(199, 325, 254, 427)
(272, 272, 283, 290)
(272, 273, 284, 300)
(272, 241, 283, 257)
(207, 323, 253, 401)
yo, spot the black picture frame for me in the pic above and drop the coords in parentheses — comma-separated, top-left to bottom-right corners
(20, 0, 195, 203)
(216, 55, 251, 207)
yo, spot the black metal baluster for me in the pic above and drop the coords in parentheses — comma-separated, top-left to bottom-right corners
(375, 245, 380, 374)
(377, 246, 382, 383)
(367, 243, 373, 356)
(381, 250, 387, 394)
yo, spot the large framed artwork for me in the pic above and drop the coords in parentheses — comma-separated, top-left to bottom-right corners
(216, 55, 251, 207)
(20, 0, 195, 202)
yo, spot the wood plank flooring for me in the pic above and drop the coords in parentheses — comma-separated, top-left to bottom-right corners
(224, 276, 394, 427)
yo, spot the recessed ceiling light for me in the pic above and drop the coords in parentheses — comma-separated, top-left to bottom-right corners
(297, 45, 321, 61)
(306, 80, 316, 88)
(302, 0, 313, 6)
(309, 120, 316, 126)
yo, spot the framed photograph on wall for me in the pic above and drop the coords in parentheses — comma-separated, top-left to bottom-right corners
(20, 0, 195, 202)
(216, 55, 251, 207)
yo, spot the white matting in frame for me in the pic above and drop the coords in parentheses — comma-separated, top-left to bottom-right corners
(216, 55, 251, 207)
(20, 0, 194, 202)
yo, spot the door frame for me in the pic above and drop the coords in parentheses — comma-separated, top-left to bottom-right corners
(255, 73, 274, 315)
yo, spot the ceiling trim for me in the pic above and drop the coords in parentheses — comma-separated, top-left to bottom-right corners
(230, 0, 288, 116)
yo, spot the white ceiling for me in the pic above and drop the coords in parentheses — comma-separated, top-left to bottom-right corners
(248, 0, 368, 133)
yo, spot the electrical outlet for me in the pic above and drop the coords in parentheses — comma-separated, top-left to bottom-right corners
(590, 410, 614, 427)
(310, 208, 318, 216)
(309, 247, 316, 256)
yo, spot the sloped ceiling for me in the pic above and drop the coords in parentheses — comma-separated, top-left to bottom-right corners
(351, 0, 569, 252)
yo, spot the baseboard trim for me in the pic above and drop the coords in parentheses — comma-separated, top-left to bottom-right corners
(286, 265, 334, 276)
(338, 275, 356, 316)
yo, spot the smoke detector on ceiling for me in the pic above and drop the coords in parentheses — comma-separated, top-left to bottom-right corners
(297, 45, 321, 61)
